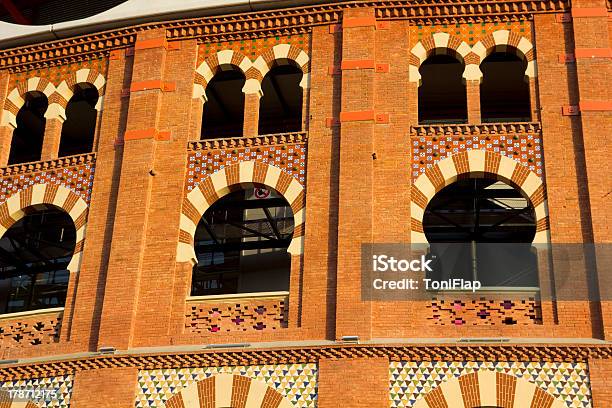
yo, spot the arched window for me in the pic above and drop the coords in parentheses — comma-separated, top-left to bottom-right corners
(59, 83, 99, 157)
(191, 186, 294, 296)
(419, 54, 467, 124)
(8, 92, 48, 165)
(423, 178, 537, 288)
(0, 206, 75, 314)
(480, 50, 531, 122)
(258, 64, 303, 135)
(201, 69, 245, 139)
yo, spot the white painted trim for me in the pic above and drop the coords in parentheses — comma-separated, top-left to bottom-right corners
(186, 291, 289, 303)
(0, 307, 64, 321)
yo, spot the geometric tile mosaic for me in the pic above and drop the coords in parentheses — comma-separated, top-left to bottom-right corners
(198, 34, 310, 63)
(0, 161, 96, 205)
(136, 363, 317, 408)
(411, 133, 542, 181)
(187, 144, 306, 191)
(409, 21, 532, 46)
(390, 361, 591, 408)
(0, 375, 72, 408)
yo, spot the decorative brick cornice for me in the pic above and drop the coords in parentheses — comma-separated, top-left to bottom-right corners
(410, 122, 542, 137)
(0, 344, 610, 381)
(188, 132, 308, 151)
(0, 0, 570, 72)
(0, 153, 96, 176)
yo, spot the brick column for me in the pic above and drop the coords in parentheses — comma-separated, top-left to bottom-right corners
(570, 0, 612, 339)
(67, 49, 134, 350)
(0, 71, 13, 167)
(71, 367, 138, 408)
(532, 14, 597, 337)
(466, 80, 481, 123)
(589, 357, 612, 407)
(299, 25, 341, 338)
(528, 76, 540, 121)
(0, 125, 14, 167)
(243, 92, 261, 137)
(40, 117, 64, 160)
(97, 29, 171, 350)
(334, 8, 376, 340)
(318, 357, 389, 408)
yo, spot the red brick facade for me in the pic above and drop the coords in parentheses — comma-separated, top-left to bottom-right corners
(0, 0, 610, 407)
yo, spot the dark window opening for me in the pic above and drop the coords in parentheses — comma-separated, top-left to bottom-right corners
(258, 65, 303, 135)
(0, 206, 76, 314)
(480, 51, 531, 123)
(8, 92, 48, 165)
(191, 187, 294, 297)
(418, 54, 467, 124)
(59, 84, 99, 157)
(423, 178, 538, 288)
(201, 69, 245, 139)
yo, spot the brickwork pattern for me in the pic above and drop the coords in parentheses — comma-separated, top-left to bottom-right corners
(390, 361, 591, 408)
(136, 364, 317, 407)
(185, 295, 288, 333)
(410, 21, 532, 46)
(427, 297, 543, 326)
(0, 311, 62, 348)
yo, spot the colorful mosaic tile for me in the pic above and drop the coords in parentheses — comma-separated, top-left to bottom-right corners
(0, 375, 72, 408)
(409, 21, 532, 46)
(390, 361, 591, 408)
(0, 162, 96, 205)
(186, 144, 306, 191)
(411, 133, 542, 180)
(198, 34, 310, 64)
(8, 59, 108, 91)
(136, 363, 317, 408)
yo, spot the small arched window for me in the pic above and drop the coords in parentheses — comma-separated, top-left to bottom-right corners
(258, 64, 303, 135)
(423, 178, 537, 288)
(201, 69, 246, 139)
(480, 50, 531, 122)
(418, 54, 467, 124)
(59, 84, 99, 157)
(191, 186, 294, 296)
(8, 92, 48, 165)
(0, 206, 75, 314)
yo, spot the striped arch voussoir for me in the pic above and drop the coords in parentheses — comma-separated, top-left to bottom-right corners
(473, 29, 536, 77)
(409, 32, 475, 83)
(414, 371, 567, 408)
(410, 150, 549, 244)
(54, 68, 107, 112)
(0, 183, 89, 273)
(194, 50, 255, 100)
(163, 374, 293, 408)
(177, 161, 305, 264)
(258, 44, 311, 88)
(1, 77, 56, 127)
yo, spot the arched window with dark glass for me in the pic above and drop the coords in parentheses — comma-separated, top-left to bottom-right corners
(423, 178, 538, 288)
(201, 68, 246, 139)
(480, 49, 531, 122)
(59, 83, 99, 157)
(191, 186, 294, 296)
(8, 92, 48, 165)
(0, 206, 75, 314)
(418, 53, 468, 124)
(258, 64, 303, 135)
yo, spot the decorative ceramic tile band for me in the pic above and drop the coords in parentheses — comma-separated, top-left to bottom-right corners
(136, 364, 317, 408)
(0, 375, 72, 408)
(390, 361, 591, 408)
